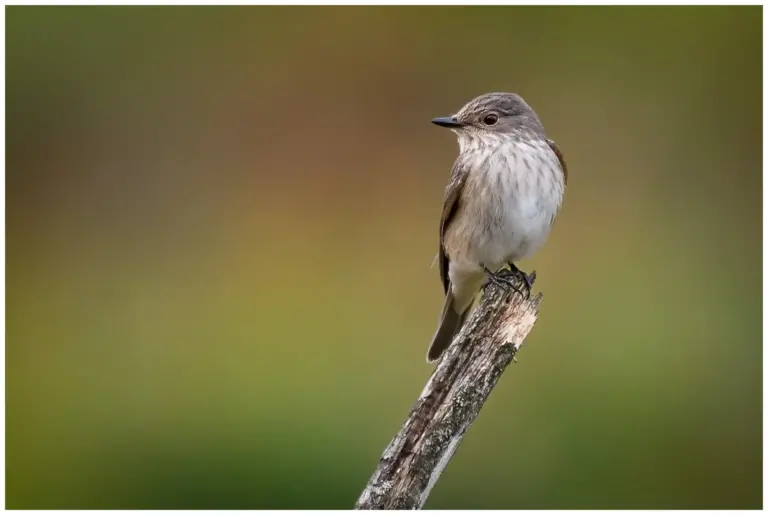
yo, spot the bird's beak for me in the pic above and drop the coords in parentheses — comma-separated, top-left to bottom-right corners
(431, 116, 463, 128)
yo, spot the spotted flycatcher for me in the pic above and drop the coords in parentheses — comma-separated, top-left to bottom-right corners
(427, 92, 568, 363)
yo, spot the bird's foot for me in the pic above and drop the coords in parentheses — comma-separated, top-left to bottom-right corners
(508, 262, 536, 298)
(482, 264, 535, 299)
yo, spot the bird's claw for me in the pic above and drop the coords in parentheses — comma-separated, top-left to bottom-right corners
(482, 264, 535, 299)
(508, 262, 536, 298)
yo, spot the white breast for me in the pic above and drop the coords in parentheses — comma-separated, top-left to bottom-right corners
(450, 133, 565, 271)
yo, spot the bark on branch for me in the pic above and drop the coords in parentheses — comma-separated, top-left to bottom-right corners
(354, 274, 543, 510)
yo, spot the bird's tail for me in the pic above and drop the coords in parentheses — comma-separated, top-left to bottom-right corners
(426, 291, 468, 363)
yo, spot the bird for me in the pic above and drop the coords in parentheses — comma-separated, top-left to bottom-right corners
(427, 92, 567, 363)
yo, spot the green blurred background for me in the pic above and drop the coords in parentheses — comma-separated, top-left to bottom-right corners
(6, 5, 762, 509)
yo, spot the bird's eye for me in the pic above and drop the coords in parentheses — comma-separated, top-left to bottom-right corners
(483, 113, 499, 125)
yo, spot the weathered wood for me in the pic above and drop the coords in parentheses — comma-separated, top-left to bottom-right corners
(354, 274, 542, 510)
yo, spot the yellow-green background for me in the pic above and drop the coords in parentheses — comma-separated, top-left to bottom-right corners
(6, 5, 762, 509)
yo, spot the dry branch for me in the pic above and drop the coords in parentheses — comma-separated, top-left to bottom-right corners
(354, 274, 542, 510)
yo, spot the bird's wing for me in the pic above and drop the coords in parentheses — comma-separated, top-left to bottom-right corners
(547, 138, 568, 185)
(547, 138, 568, 226)
(439, 160, 470, 294)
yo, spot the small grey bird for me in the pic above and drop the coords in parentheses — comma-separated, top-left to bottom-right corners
(427, 92, 568, 363)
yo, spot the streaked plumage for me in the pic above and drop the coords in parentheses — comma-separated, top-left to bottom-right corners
(428, 92, 567, 362)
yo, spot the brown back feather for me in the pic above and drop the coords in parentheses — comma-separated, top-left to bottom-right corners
(439, 161, 470, 294)
(547, 138, 568, 185)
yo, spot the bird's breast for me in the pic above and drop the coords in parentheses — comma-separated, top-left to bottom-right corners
(445, 138, 564, 268)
